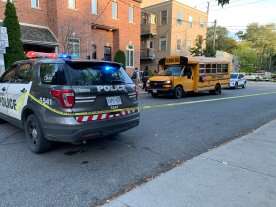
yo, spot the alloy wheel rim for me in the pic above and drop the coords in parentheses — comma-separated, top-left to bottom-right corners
(28, 121, 38, 145)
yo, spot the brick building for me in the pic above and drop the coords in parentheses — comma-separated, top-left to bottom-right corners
(140, 0, 208, 71)
(0, 0, 141, 72)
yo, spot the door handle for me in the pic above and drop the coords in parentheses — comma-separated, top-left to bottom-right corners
(1, 87, 6, 92)
(21, 88, 27, 93)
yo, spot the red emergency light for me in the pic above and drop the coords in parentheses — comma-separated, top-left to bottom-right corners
(26, 51, 57, 59)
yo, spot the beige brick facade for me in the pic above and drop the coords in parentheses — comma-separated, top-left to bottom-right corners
(0, 0, 141, 72)
(141, 0, 208, 71)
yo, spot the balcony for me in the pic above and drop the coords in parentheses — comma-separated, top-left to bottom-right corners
(141, 48, 156, 61)
(141, 23, 157, 38)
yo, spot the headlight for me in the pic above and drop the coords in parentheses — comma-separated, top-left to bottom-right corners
(147, 80, 151, 84)
(164, 80, 172, 84)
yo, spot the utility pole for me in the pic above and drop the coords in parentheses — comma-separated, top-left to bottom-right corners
(207, 1, 210, 15)
(213, 19, 217, 52)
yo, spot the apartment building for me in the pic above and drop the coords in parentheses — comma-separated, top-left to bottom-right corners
(140, 0, 208, 71)
(0, 0, 141, 72)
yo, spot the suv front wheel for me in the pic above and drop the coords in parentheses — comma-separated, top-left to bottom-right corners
(24, 114, 52, 153)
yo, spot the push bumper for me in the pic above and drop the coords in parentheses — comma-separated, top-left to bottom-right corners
(42, 113, 140, 143)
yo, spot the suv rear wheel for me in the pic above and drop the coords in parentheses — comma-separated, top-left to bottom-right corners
(24, 114, 51, 153)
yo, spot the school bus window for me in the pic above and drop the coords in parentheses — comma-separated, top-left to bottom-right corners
(217, 64, 222, 73)
(222, 64, 228, 73)
(211, 64, 216, 73)
(200, 64, 205, 69)
(200, 69, 205, 74)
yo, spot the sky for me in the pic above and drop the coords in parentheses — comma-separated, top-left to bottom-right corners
(178, 0, 276, 34)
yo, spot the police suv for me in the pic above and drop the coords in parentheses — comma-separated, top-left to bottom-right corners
(0, 52, 139, 153)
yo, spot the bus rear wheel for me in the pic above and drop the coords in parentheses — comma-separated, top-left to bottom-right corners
(210, 84, 221, 95)
(214, 84, 222, 95)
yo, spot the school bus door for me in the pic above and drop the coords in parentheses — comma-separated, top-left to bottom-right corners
(174, 65, 194, 92)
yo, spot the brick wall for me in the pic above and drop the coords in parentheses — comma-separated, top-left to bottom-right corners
(0, 0, 141, 70)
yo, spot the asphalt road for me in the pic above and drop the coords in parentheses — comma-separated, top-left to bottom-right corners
(1, 82, 276, 207)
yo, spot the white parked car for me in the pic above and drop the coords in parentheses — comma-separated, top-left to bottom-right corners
(229, 73, 247, 89)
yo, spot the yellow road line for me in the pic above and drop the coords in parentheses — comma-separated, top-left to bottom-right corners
(142, 91, 276, 110)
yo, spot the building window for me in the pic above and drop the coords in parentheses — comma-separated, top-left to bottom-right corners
(159, 38, 167, 52)
(91, 44, 97, 59)
(189, 16, 193, 28)
(31, 0, 39, 8)
(112, 1, 118, 20)
(91, 0, 97, 15)
(126, 44, 134, 67)
(176, 12, 184, 26)
(176, 39, 181, 51)
(128, 6, 134, 23)
(200, 19, 205, 28)
(68, 38, 80, 57)
(161, 10, 167, 25)
(104, 46, 112, 61)
(68, 0, 76, 9)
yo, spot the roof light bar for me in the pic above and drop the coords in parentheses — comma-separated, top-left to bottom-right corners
(26, 51, 57, 59)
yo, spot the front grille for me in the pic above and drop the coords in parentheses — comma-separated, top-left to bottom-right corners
(150, 81, 165, 89)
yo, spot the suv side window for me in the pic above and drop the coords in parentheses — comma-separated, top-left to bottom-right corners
(16, 63, 33, 83)
(40, 63, 67, 85)
(1, 65, 17, 83)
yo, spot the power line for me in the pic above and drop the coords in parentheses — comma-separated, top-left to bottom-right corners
(211, 0, 269, 11)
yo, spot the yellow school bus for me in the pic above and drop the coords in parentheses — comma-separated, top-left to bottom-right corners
(146, 56, 232, 98)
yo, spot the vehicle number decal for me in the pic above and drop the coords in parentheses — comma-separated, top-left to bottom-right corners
(39, 97, 52, 106)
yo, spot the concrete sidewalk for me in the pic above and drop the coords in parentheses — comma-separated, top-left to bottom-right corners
(103, 120, 276, 207)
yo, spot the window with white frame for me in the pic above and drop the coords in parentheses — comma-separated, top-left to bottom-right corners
(128, 6, 134, 23)
(68, 0, 76, 9)
(176, 39, 182, 51)
(2, 0, 13, 2)
(68, 38, 80, 57)
(159, 38, 167, 52)
(31, 0, 39, 8)
(91, 0, 97, 15)
(189, 16, 193, 28)
(112, 1, 118, 20)
(126, 44, 134, 67)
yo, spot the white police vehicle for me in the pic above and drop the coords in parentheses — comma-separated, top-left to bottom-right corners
(0, 52, 139, 153)
(229, 73, 247, 89)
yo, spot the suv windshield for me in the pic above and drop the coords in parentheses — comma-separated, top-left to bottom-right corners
(66, 62, 133, 86)
(160, 66, 183, 76)
(231, 74, 238, 79)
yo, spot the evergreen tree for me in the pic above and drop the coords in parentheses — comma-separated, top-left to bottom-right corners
(190, 35, 204, 56)
(3, 0, 25, 69)
(114, 50, 126, 68)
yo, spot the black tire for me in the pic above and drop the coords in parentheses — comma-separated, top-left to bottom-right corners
(235, 82, 239, 89)
(24, 114, 51, 153)
(0, 118, 6, 124)
(214, 84, 222, 95)
(174, 86, 184, 99)
(151, 92, 158, 98)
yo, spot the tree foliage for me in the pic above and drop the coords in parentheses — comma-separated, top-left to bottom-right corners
(3, 0, 25, 69)
(233, 42, 257, 73)
(190, 35, 204, 56)
(204, 26, 237, 57)
(235, 23, 276, 71)
(114, 50, 126, 67)
(217, 0, 230, 6)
